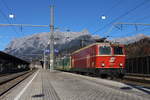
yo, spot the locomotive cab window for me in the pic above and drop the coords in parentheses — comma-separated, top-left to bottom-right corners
(99, 46, 111, 55)
(114, 47, 123, 55)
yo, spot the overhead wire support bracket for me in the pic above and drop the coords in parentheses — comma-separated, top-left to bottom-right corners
(114, 22, 150, 31)
(0, 24, 49, 27)
(114, 24, 122, 31)
(103, 22, 150, 36)
(114, 23, 150, 26)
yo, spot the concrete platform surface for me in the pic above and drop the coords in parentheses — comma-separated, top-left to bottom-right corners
(1, 69, 150, 100)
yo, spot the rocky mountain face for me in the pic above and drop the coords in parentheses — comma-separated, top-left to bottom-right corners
(4, 31, 150, 61)
(4, 30, 99, 61)
(125, 37, 150, 58)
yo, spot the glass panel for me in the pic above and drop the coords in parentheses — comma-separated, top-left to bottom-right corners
(114, 47, 123, 55)
(99, 46, 111, 55)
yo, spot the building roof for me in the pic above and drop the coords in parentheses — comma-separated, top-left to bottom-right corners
(0, 51, 29, 64)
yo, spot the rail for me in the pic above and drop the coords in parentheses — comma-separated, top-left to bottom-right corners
(0, 69, 37, 96)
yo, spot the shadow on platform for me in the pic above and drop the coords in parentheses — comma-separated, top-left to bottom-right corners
(32, 94, 44, 98)
(120, 86, 132, 90)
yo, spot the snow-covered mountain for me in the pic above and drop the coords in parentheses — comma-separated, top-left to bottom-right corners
(4, 30, 99, 61)
(113, 34, 150, 44)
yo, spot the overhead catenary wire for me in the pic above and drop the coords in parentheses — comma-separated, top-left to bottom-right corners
(113, 22, 150, 33)
(0, 0, 19, 34)
(0, 0, 12, 13)
(0, 9, 18, 34)
(100, 0, 122, 16)
(125, 26, 150, 36)
(102, 22, 150, 39)
(133, 15, 150, 22)
(127, 0, 150, 23)
(85, 0, 122, 36)
(114, 23, 150, 26)
(0, 0, 15, 19)
(0, 24, 49, 27)
(115, 22, 150, 35)
(93, 0, 150, 34)
(115, 0, 150, 23)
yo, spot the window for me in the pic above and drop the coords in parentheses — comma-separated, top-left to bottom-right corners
(99, 46, 111, 55)
(114, 47, 123, 55)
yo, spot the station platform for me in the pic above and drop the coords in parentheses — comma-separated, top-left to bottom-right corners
(1, 69, 150, 100)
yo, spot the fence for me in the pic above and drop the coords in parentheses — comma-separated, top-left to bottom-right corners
(126, 56, 150, 75)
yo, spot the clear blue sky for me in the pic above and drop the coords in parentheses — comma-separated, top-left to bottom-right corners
(0, 0, 150, 50)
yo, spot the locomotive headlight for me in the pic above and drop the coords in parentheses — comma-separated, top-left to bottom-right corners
(101, 63, 105, 67)
(119, 63, 123, 66)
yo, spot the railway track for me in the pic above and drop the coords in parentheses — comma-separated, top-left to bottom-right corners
(0, 69, 37, 96)
(0, 74, 8, 77)
(117, 75, 150, 88)
(72, 71, 150, 88)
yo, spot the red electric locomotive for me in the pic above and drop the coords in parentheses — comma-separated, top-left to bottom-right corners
(71, 43, 126, 78)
